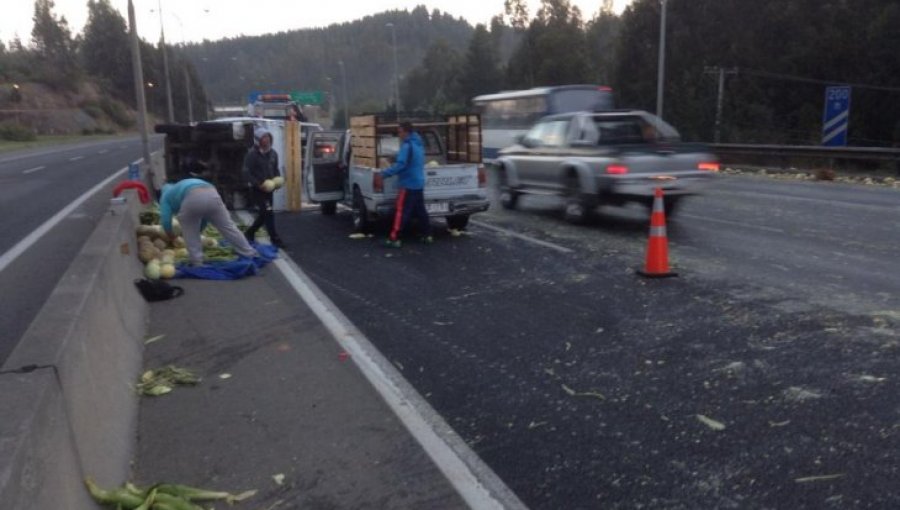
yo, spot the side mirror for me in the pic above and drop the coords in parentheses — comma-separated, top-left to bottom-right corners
(517, 135, 535, 148)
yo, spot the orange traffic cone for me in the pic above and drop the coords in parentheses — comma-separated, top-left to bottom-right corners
(637, 188, 678, 278)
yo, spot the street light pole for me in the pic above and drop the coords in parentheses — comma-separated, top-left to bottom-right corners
(157, 0, 174, 123)
(184, 67, 194, 124)
(656, 0, 668, 120)
(386, 22, 401, 119)
(704, 66, 738, 143)
(170, 12, 193, 124)
(338, 60, 349, 128)
(127, 0, 154, 192)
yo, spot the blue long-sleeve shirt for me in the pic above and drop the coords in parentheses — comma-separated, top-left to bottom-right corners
(159, 178, 213, 234)
(382, 132, 425, 190)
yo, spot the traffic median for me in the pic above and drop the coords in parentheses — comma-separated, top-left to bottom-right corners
(0, 190, 148, 509)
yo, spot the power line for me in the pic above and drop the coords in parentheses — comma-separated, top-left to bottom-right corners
(739, 68, 900, 93)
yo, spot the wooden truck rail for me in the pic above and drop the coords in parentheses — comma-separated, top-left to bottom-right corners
(349, 114, 482, 168)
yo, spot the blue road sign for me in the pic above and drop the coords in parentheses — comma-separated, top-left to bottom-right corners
(822, 86, 851, 147)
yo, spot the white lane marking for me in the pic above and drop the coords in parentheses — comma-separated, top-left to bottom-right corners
(69, 156, 84, 161)
(471, 219, 574, 254)
(0, 137, 141, 166)
(0, 158, 142, 274)
(98, 149, 109, 154)
(680, 213, 785, 233)
(716, 188, 900, 213)
(22, 166, 45, 174)
(236, 212, 526, 510)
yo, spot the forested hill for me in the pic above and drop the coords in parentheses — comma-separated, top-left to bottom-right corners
(185, 6, 474, 110)
(184, 0, 900, 146)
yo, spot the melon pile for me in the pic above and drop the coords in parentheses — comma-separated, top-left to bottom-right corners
(136, 208, 236, 279)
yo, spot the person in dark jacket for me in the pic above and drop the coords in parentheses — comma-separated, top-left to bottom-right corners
(382, 121, 432, 248)
(243, 127, 285, 248)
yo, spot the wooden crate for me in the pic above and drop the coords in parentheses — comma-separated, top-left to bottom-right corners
(349, 113, 482, 165)
(350, 115, 376, 128)
(351, 135, 376, 149)
(351, 146, 376, 159)
(446, 113, 482, 163)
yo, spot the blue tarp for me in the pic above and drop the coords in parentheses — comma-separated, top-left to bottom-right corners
(175, 242, 279, 280)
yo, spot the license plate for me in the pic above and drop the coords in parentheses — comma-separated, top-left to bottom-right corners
(426, 202, 449, 214)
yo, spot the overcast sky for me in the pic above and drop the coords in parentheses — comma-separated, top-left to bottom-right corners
(1, 0, 632, 46)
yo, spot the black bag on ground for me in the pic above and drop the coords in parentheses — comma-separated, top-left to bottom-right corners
(134, 278, 184, 302)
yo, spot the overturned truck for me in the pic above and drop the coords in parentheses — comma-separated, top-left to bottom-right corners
(154, 121, 255, 210)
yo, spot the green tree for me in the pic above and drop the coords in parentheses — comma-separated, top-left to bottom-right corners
(585, 9, 621, 85)
(458, 24, 503, 102)
(184, 8, 473, 113)
(400, 39, 464, 114)
(507, 0, 591, 87)
(81, 0, 132, 102)
(611, 0, 900, 144)
(504, 0, 530, 30)
(31, 0, 80, 89)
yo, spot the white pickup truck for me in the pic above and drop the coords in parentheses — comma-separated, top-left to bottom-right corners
(305, 115, 489, 232)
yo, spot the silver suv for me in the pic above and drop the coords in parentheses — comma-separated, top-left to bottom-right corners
(495, 110, 719, 222)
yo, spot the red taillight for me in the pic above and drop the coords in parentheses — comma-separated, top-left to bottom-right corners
(597, 86, 613, 92)
(260, 93, 291, 101)
(373, 172, 384, 193)
(698, 162, 720, 172)
(606, 164, 629, 175)
(477, 165, 487, 188)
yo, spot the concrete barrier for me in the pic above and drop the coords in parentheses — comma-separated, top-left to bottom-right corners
(0, 191, 147, 509)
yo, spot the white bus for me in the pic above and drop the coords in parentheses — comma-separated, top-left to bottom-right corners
(473, 85, 615, 162)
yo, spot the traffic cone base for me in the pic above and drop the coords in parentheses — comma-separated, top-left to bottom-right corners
(638, 188, 678, 278)
(637, 268, 678, 278)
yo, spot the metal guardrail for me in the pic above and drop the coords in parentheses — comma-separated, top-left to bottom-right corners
(711, 143, 900, 162)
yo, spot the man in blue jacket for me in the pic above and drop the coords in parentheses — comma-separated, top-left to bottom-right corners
(382, 121, 433, 248)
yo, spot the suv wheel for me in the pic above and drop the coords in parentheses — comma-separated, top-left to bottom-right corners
(352, 190, 370, 233)
(500, 190, 519, 210)
(496, 166, 519, 210)
(563, 174, 591, 224)
(446, 215, 469, 230)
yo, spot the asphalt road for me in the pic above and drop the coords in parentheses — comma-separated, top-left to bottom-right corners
(0, 137, 162, 363)
(277, 174, 900, 509)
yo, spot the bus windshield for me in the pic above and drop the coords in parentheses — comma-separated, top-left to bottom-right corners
(474, 85, 614, 160)
(551, 89, 614, 113)
(480, 96, 548, 130)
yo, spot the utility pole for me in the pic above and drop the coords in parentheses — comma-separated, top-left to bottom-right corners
(656, 0, 668, 120)
(128, 0, 154, 192)
(158, 0, 174, 123)
(184, 67, 193, 123)
(339, 60, 349, 128)
(171, 12, 192, 123)
(704, 66, 739, 143)
(386, 22, 401, 119)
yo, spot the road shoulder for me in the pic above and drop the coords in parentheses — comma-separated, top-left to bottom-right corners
(135, 269, 468, 509)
